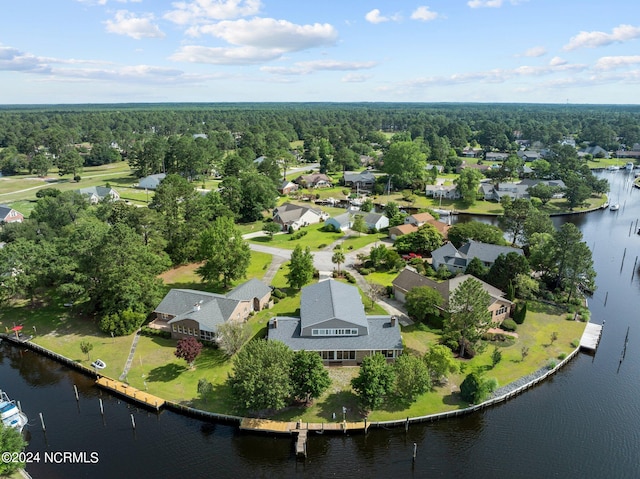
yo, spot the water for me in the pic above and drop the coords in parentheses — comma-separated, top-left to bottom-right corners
(2, 170, 640, 478)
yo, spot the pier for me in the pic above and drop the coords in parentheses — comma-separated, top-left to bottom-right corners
(239, 418, 369, 457)
(95, 377, 165, 410)
(579, 322, 603, 352)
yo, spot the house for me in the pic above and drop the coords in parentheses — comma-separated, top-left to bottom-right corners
(461, 147, 481, 158)
(253, 156, 266, 165)
(151, 279, 271, 342)
(431, 240, 523, 273)
(389, 224, 418, 240)
(579, 146, 610, 158)
(343, 171, 376, 191)
(481, 179, 566, 201)
(485, 152, 510, 162)
(0, 205, 24, 224)
(425, 184, 460, 199)
(137, 173, 166, 190)
(516, 150, 541, 162)
(294, 173, 332, 188)
(278, 180, 298, 195)
(325, 212, 353, 231)
(273, 202, 327, 231)
(615, 150, 640, 159)
(392, 267, 514, 323)
(457, 161, 491, 174)
(363, 212, 389, 231)
(268, 280, 403, 365)
(403, 212, 450, 238)
(77, 186, 120, 204)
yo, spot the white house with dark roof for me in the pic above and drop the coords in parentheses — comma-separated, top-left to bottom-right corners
(268, 280, 402, 365)
(152, 279, 271, 342)
(431, 240, 523, 273)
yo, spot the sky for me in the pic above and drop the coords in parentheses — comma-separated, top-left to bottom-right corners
(1, 0, 640, 104)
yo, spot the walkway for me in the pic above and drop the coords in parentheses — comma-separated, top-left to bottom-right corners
(119, 330, 142, 381)
(262, 255, 287, 285)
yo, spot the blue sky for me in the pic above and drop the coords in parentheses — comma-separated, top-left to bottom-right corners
(1, 0, 639, 104)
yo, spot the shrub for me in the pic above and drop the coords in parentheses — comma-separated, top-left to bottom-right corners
(74, 175, 81, 182)
(318, 244, 326, 249)
(344, 271, 356, 283)
(571, 339, 580, 348)
(140, 326, 171, 339)
(359, 268, 371, 275)
(100, 310, 146, 336)
(558, 352, 567, 360)
(501, 319, 517, 332)
(386, 285, 394, 297)
(547, 360, 557, 369)
(272, 288, 286, 299)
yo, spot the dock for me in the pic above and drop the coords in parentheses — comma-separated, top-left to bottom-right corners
(579, 322, 603, 352)
(239, 418, 369, 457)
(95, 377, 165, 410)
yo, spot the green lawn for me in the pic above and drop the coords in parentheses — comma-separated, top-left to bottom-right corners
(248, 222, 344, 250)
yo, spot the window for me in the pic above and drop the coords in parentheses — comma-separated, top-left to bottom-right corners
(337, 351, 355, 360)
(380, 350, 395, 358)
(320, 351, 335, 360)
(311, 328, 359, 336)
(200, 330, 214, 341)
(495, 305, 508, 316)
(172, 325, 177, 332)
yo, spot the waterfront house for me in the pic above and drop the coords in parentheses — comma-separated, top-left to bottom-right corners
(343, 171, 376, 191)
(278, 180, 298, 195)
(267, 280, 403, 365)
(431, 240, 524, 273)
(152, 279, 271, 342)
(392, 267, 514, 323)
(293, 173, 332, 189)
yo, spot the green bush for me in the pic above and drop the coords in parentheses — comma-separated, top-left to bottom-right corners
(547, 360, 557, 369)
(140, 326, 171, 339)
(272, 288, 286, 299)
(344, 271, 356, 283)
(571, 339, 580, 348)
(359, 268, 371, 275)
(501, 319, 517, 332)
(558, 352, 567, 360)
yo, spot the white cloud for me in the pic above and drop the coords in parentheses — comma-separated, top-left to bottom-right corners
(411, 6, 440, 22)
(0, 46, 51, 73)
(467, 0, 526, 8)
(564, 24, 640, 51)
(365, 9, 401, 24)
(594, 56, 640, 71)
(105, 10, 165, 39)
(164, 0, 262, 25)
(549, 56, 567, 66)
(520, 46, 546, 57)
(189, 18, 338, 51)
(261, 59, 377, 75)
(341, 73, 371, 83)
(170, 45, 283, 65)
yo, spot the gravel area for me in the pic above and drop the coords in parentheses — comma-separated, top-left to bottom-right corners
(488, 366, 551, 399)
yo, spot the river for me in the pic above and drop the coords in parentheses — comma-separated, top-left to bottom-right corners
(2, 170, 640, 479)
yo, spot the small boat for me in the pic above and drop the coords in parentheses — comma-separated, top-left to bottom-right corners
(0, 390, 28, 432)
(607, 165, 620, 171)
(91, 359, 106, 369)
(626, 162, 634, 171)
(610, 203, 620, 211)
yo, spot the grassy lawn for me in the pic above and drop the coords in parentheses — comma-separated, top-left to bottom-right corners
(248, 222, 344, 250)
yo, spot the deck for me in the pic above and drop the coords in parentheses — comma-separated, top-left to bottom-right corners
(95, 377, 165, 410)
(580, 322, 603, 352)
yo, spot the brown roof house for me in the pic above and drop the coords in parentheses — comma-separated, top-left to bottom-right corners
(268, 280, 403, 365)
(152, 279, 271, 342)
(402, 213, 450, 238)
(392, 267, 514, 324)
(389, 223, 418, 240)
(294, 173, 332, 188)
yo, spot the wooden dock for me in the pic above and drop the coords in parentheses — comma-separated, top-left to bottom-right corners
(239, 418, 369, 457)
(95, 377, 165, 410)
(580, 322, 603, 352)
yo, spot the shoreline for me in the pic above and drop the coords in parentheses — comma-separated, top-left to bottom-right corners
(0, 330, 587, 435)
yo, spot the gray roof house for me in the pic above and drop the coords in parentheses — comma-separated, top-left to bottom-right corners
(77, 186, 120, 204)
(325, 212, 353, 231)
(273, 202, 328, 231)
(432, 240, 523, 273)
(0, 205, 24, 224)
(137, 173, 166, 190)
(268, 280, 403, 365)
(152, 279, 271, 342)
(343, 171, 376, 191)
(363, 212, 389, 230)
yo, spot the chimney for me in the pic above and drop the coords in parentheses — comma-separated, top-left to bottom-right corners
(390, 316, 396, 327)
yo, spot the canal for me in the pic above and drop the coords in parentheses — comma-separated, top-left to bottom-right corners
(2, 170, 640, 478)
